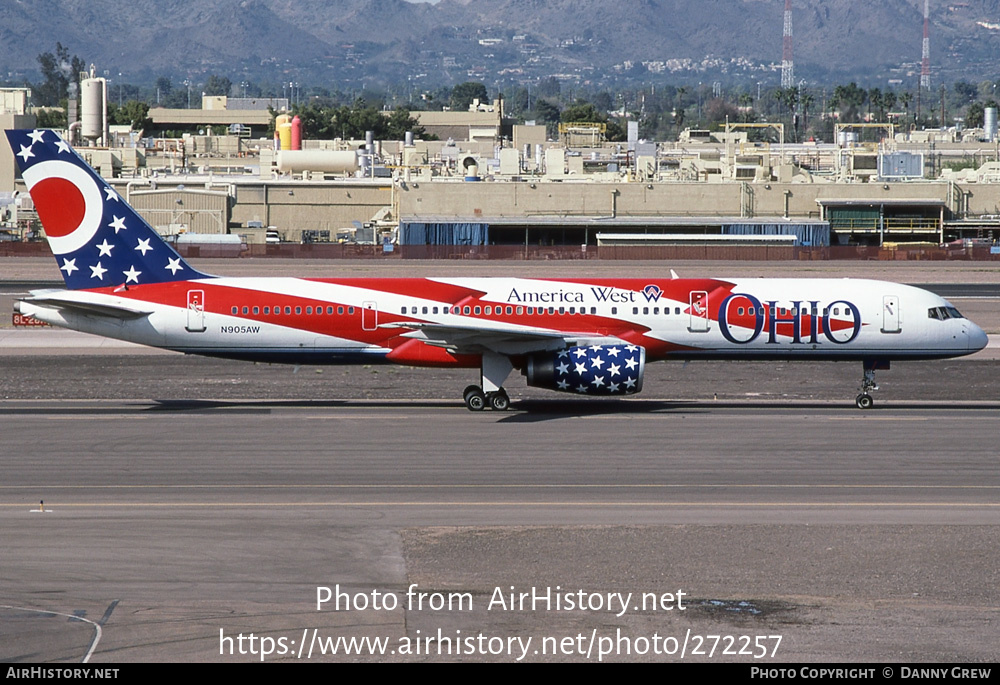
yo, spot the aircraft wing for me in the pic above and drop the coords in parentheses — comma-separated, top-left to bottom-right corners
(20, 290, 155, 320)
(380, 321, 623, 356)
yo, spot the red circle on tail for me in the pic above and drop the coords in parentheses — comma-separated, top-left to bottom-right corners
(31, 177, 86, 239)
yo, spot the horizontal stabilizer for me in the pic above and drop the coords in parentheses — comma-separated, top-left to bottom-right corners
(21, 289, 154, 319)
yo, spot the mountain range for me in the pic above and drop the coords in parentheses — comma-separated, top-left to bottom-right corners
(2, 0, 998, 88)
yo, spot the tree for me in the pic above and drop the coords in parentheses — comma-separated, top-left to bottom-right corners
(899, 91, 913, 125)
(560, 100, 603, 123)
(34, 43, 85, 106)
(35, 108, 67, 129)
(109, 100, 152, 131)
(385, 106, 434, 140)
(967, 101, 985, 128)
(449, 82, 488, 111)
(203, 75, 232, 97)
(832, 82, 866, 123)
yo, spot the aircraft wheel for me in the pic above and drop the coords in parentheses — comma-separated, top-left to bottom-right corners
(464, 385, 487, 411)
(488, 390, 510, 411)
(855, 393, 874, 410)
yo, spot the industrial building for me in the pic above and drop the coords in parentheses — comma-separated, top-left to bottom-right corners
(3, 83, 1000, 257)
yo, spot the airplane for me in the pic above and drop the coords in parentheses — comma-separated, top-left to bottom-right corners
(6, 129, 989, 411)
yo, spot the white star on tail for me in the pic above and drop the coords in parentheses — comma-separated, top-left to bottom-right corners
(104, 187, 120, 202)
(165, 258, 183, 275)
(109, 216, 127, 233)
(28, 130, 46, 144)
(56, 140, 71, 154)
(60, 258, 78, 275)
(90, 262, 107, 280)
(16, 145, 34, 162)
(96, 239, 114, 256)
(123, 266, 141, 283)
(135, 238, 153, 255)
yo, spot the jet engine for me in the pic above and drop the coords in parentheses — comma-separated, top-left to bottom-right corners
(525, 344, 645, 395)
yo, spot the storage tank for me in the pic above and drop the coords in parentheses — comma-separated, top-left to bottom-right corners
(81, 77, 106, 142)
(291, 115, 302, 150)
(837, 130, 858, 147)
(985, 107, 997, 142)
(275, 114, 292, 150)
(276, 150, 359, 174)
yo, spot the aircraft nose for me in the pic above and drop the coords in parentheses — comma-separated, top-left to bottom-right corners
(967, 323, 989, 352)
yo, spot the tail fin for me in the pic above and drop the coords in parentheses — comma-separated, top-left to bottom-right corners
(5, 129, 209, 290)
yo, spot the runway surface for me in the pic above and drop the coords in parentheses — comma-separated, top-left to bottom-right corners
(1, 260, 998, 662)
(1, 359, 999, 663)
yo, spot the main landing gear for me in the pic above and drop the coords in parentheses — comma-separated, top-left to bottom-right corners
(464, 351, 514, 411)
(855, 359, 887, 410)
(463, 385, 510, 411)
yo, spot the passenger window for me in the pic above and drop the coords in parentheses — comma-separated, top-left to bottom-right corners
(306, 306, 312, 314)
(433, 307, 439, 314)
(611, 307, 617, 315)
(327, 307, 333, 314)
(516, 307, 523, 315)
(231, 306, 238, 314)
(348, 307, 355, 315)
(421, 306, 428, 314)
(474, 306, 481, 315)
(285, 306, 291, 315)
(548, 307, 554, 315)
(242, 306, 249, 315)
(295, 307, 302, 315)
(643, 307, 649, 315)
(507, 306, 514, 315)
(675, 307, 680, 315)
(485, 306, 492, 315)
(337, 306, 344, 315)
(463, 306, 471, 315)
(633, 307, 638, 315)
(737, 307, 744, 316)
(264, 307, 270, 315)
(253, 306, 259, 315)
(401, 306, 407, 314)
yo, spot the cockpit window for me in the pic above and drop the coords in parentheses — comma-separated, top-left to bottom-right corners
(928, 306, 965, 320)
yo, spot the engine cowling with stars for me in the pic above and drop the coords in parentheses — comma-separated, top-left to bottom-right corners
(525, 344, 645, 395)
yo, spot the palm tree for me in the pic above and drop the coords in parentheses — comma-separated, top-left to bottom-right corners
(899, 92, 913, 126)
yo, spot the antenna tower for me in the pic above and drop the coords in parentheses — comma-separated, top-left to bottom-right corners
(920, 0, 931, 90)
(781, 0, 794, 88)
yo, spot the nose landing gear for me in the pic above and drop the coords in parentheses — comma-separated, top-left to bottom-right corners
(855, 359, 887, 409)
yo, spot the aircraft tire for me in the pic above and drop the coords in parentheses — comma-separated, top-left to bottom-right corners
(855, 393, 874, 410)
(488, 390, 510, 411)
(464, 385, 487, 411)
